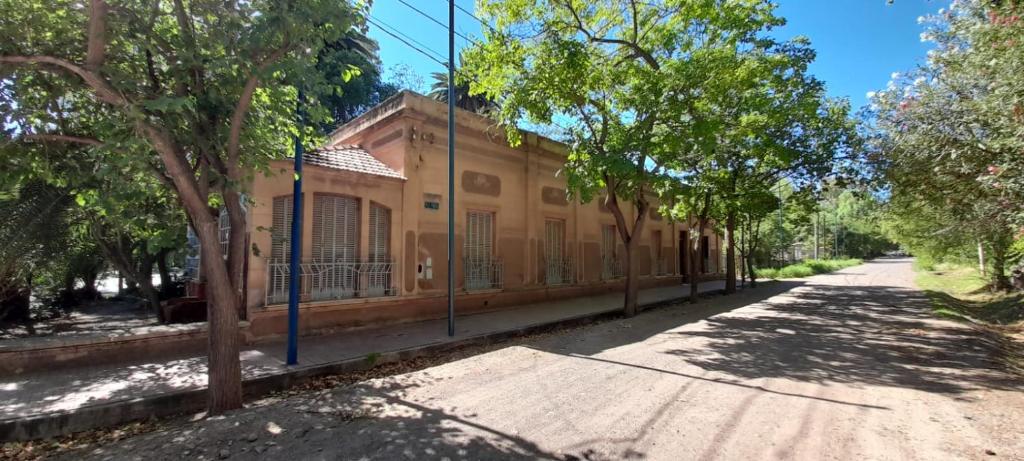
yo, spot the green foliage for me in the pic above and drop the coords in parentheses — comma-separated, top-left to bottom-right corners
(916, 264, 1023, 326)
(757, 258, 862, 280)
(869, 0, 1024, 289)
(429, 57, 498, 114)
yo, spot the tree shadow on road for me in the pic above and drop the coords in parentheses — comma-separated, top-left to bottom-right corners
(60, 375, 565, 460)
(660, 281, 1021, 395)
(530, 281, 806, 358)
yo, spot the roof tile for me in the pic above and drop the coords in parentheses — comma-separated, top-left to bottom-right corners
(303, 145, 405, 180)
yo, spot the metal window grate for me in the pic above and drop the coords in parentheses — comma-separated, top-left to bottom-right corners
(545, 219, 573, 285)
(465, 211, 501, 290)
(651, 230, 666, 275)
(602, 224, 622, 279)
(218, 208, 230, 257)
(265, 259, 396, 305)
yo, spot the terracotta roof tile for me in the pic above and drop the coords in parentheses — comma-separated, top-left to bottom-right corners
(303, 145, 404, 180)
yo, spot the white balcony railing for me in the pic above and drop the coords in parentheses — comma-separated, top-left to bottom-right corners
(602, 255, 624, 280)
(464, 256, 503, 291)
(266, 259, 396, 305)
(545, 257, 575, 286)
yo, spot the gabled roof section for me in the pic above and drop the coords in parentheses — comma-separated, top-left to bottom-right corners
(327, 90, 569, 159)
(304, 145, 406, 180)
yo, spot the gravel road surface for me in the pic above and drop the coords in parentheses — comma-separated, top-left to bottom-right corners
(59, 258, 1023, 460)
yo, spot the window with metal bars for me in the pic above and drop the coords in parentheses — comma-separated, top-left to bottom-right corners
(465, 211, 500, 290)
(602, 224, 621, 278)
(545, 219, 570, 285)
(270, 195, 293, 262)
(218, 207, 230, 258)
(465, 211, 494, 261)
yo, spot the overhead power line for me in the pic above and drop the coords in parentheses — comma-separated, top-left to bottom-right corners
(368, 10, 575, 136)
(451, 1, 495, 33)
(365, 15, 448, 67)
(397, 0, 477, 44)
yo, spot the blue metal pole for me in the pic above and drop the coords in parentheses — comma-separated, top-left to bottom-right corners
(287, 91, 304, 365)
(447, 0, 456, 337)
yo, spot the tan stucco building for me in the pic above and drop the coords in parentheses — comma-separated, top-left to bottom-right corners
(241, 91, 722, 337)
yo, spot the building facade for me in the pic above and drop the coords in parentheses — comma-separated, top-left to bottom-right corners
(241, 91, 722, 337)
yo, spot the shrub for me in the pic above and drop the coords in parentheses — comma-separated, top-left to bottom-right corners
(758, 258, 863, 280)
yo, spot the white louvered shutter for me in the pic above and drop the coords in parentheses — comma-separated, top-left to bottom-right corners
(313, 195, 359, 262)
(369, 203, 391, 262)
(271, 196, 293, 262)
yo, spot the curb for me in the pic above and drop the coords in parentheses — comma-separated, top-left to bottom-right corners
(0, 287, 724, 442)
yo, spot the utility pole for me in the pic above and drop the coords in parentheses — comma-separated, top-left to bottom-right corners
(446, 0, 456, 337)
(286, 91, 304, 365)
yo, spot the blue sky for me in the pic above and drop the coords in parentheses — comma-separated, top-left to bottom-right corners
(366, 0, 942, 110)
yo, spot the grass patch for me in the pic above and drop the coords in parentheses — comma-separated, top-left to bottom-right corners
(915, 264, 1024, 378)
(915, 265, 1024, 326)
(758, 258, 863, 280)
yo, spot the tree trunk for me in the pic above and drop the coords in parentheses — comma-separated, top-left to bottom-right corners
(623, 238, 640, 317)
(725, 210, 737, 294)
(194, 218, 243, 413)
(157, 247, 173, 291)
(990, 237, 1011, 291)
(136, 252, 164, 322)
(746, 255, 758, 287)
(977, 240, 986, 276)
(141, 122, 243, 414)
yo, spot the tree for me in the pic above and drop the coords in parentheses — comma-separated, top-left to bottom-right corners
(669, 33, 851, 294)
(464, 0, 787, 315)
(869, 0, 1024, 290)
(0, 0, 367, 413)
(316, 31, 400, 131)
(428, 57, 497, 114)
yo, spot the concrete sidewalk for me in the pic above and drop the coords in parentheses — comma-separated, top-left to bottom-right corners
(0, 281, 725, 441)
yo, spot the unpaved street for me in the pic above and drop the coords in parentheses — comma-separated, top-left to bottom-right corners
(61, 259, 1024, 460)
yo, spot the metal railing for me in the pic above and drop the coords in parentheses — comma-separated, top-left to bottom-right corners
(545, 257, 575, 286)
(601, 255, 623, 280)
(464, 256, 504, 291)
(265, 259, 396, 305)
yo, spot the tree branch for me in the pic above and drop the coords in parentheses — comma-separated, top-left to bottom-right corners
(21, 134, 103, 146)
(561, 1, 659, 70)
(226, 44, 290, 167)
(0, 56, 126, 106)
(85, 0, 109, 71)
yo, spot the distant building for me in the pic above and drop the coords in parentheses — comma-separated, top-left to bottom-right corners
(220, 91, 722, 337)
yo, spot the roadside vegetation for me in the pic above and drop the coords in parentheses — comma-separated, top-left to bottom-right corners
(915, 263, 1023, 327)
(758, 258, 863, 280)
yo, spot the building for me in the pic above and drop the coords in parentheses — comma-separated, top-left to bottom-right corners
(239, 91, 723, 338)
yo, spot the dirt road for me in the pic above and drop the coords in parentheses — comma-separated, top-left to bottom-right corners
(58, 258, 1023, 460)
